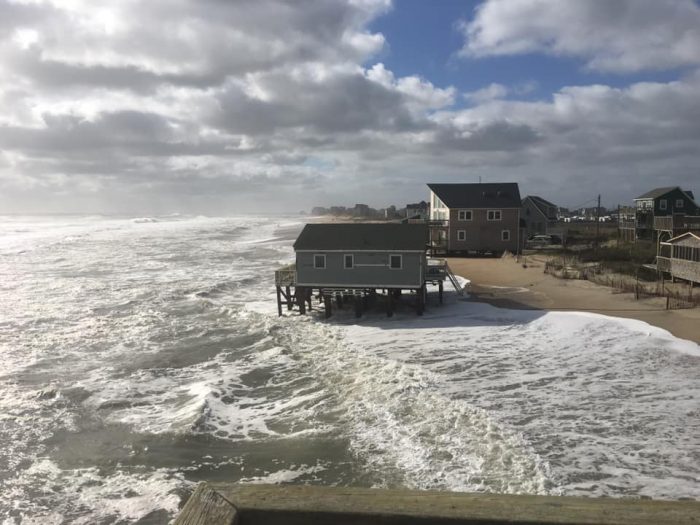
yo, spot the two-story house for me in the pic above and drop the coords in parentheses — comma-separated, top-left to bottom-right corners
(428, 183, 522, 255)
(632, 187, 700, 241)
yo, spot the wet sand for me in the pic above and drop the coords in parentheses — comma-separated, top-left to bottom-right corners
(448, 255, 700, 344)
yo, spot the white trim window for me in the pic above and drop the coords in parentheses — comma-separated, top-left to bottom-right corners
(457, 210, 473, 221)
(313, 254, 326, 269)
(487, 210, 502, 221)
(457, 230, 466, 241)
(659, 199, 667, 210)
(344, 254, 354, 269)
(676, 199, 684, 208)
(501, 230, 511, 241)
(389, 254, 402, 269)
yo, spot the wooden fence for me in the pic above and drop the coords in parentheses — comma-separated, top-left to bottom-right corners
(544, 260, 698, 310)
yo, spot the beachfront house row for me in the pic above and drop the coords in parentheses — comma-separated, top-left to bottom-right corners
(428, 182, 522, 255)
(294, 223, 429, 289)
(521, 195, 559, 238)
(621, 186, 700, 242)
(657, 232, 700, 284)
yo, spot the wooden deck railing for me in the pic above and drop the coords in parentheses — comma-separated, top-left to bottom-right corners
(274, 264, 296, 286)
(656, 256, 671, 272)
(654, 215, 700, 232)
(175, 483, 700, 525)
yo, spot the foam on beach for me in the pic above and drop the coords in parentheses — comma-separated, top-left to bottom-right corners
(2, 215, 699, 524)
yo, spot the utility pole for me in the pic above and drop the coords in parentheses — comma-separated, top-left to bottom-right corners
(595, 194, 601, 254)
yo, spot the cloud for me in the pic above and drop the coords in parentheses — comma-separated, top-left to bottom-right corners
(460, 0, 700, 73)
(0, 0, 699, 213)
(464, 83, 508, 104)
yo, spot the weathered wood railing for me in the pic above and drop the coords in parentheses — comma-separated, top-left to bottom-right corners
(654, 215, 700, 232)
(175, 483, 700, 525)
(274, 263, 296, 286)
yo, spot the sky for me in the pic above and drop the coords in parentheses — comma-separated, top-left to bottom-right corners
(1, 0, 699, 214)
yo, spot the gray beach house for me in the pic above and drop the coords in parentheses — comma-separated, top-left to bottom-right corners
(428, 182, 522, 255)
(294, 223, 429, 289)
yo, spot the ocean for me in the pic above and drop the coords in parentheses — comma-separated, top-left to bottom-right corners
(1, 214, 698, 524)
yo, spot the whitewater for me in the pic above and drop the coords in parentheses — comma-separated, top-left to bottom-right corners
(1, 215, 698, 524)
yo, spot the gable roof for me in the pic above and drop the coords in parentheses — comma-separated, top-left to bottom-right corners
(293, 223, 428, 251)
(635, 186, 682, 200)
(526, 195, 556, 208)
(667, 231, 700, 244)
(523, 195, 557, 218)
(428, 183, 521, 209)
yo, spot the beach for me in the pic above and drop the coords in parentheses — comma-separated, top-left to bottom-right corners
(2, 215, 699, 523)
(448, 254, 700, 344)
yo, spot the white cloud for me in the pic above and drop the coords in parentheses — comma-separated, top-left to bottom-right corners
(0, 0, 699, 213)
(460, 0, 700, 73)
(464, 83, 508, 104)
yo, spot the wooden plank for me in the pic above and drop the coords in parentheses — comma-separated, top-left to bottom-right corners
(208, 484, 700, 525)
(174, 482, 239, 525)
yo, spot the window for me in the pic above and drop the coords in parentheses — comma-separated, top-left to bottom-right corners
(457, 230, 466, 241)
(676, 199, 684, 208)
(659, 199, 667, 210)
(458, 210, 472, 221)
(313, 254, 326, 269)
(487, 210, 502, 221)
(389, 254, 402, 269)
(502, 230, 511, 241)
(344, 254, 354, 269)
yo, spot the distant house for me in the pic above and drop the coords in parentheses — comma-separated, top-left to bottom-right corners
(428, 182, 522, 255)
(294, 223, 428, 290)
(405, 201, 429, 220)
(629, 186, 700, 241)
(353, 203, 370, 217)
(657, 232, 700, 284)
(521, 195, 558, 237)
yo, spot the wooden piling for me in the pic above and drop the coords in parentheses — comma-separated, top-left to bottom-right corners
(276, 286, 283, 317)
(324, 295, 332, 319)
(297, 287, 306, 315)
(354, 296, 362, 318)
(386, 290, 393, 317)
(438, 280, 443, 304)
(285, 286, 292, 310)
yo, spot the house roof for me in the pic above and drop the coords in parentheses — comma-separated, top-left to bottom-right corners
(428, 183, 521, 208)
(635, 186, 683, 199)
(524, 195, 557, 218)
(293, 223, 429, 251)
(666, 231, 700, 244)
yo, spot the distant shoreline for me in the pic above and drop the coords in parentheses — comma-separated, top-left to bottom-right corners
(448, 255, 700, 344)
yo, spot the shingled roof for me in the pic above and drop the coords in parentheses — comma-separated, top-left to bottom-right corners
(428, 183, 521, 208)
(524, 195, 558, 218)
(293, 223, 428, 251)
(635, 187, 680, 199)
(635, 186, 698, 205)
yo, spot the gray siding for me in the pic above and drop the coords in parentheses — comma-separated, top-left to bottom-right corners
(448, 208, 520, 253)
(296, 251, 424, 288)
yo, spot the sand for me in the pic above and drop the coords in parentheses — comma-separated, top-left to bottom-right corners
(447, 254, 700, 344)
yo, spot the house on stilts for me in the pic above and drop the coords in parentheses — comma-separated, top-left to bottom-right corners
(274, 223, 463, 318)
(657, 231, 700, 285)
